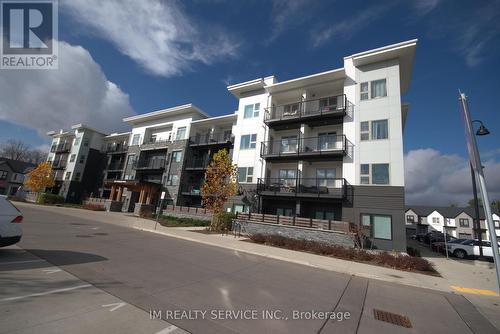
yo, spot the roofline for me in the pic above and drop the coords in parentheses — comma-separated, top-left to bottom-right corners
(227, 78, 264, 91)
(123, 104, 208, 124)
(227, 78, 266, 98)
(71, 123, 108, 135)
(266, 67, 345, 89)
(345, 38, 418, 60)
(190, 113, 237, 124)
(105, 131, 131, 138)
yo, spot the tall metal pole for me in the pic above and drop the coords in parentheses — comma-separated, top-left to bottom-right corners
(470, 163, 484, 257)
(459, 92, 500, 293)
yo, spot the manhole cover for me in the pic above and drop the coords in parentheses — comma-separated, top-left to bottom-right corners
(75, 235, 93, 238)
(373, 309, 412, 328)
(93, 233, 108, 236)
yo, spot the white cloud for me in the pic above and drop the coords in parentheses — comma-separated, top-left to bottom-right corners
(267, 0, 311, 44)
(311, 3, 395, 48)
(0, 41, 134, 137)
(412, 0, 441, 15)
(405, 148, 500, 206)
(61, 0, 238, 77)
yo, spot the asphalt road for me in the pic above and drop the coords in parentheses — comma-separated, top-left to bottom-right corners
(4, 204, 499, 334)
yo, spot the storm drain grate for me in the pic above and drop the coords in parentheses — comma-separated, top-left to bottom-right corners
(373, 309, 412, 328)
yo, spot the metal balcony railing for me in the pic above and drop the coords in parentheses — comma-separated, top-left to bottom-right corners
(189, 132, 234, 146)
(106, 144, 128, 153)
(185, 156, 210, 169)
(257, 177, 349, 198)
(50, 143, 71, 153)
(140, 139, 169, 150)
(133, 158, 166, 170)
(51, 160, 67, 169)
(181, 184, 203, 196)
(260, 135, 351, 159)
(106, 161, 125, 171)
(264, 94, 347, 124)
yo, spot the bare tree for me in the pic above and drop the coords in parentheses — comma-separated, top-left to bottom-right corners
(26, 149, 46, 164)
(0, 139, 30, 160)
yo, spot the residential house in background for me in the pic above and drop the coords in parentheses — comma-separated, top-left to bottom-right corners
(46, 124, 107, 203)
(0, 158, 36, 196)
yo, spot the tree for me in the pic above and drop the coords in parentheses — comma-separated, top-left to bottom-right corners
(26, 149, 46, 164)
(24, 161, 55, 194)
(468, 198, 483, 208)
(201, 149, 238, 231)
(0, 139, 30, 160)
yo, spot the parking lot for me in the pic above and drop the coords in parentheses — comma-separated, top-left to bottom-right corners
(0, 245, 185, 334)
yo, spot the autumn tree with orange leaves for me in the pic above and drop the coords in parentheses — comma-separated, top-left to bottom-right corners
(24, 161, 55, 195)
(201, 149, 238, 231)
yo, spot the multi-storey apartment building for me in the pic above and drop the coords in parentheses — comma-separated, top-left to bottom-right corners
(47, 40, 417, 250)
(47, 124, 106, 202)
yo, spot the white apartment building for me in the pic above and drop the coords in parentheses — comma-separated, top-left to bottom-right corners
(47, 40, 417, 251)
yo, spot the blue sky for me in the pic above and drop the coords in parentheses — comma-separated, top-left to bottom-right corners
(0, 0, 499, 204)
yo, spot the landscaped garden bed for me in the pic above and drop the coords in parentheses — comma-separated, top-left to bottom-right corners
(248, 233, 439, 276)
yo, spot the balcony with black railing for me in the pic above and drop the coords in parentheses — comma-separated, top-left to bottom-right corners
(140, 139, 169, 151)
(181, 184, 203, 196)
(133, 158, 166, 171)
(50, 143, 71, 153)
(257, 177, 349, 199)
(189, 131, 234, 147)
(260, 135, 351, 161)
(106, 144, 128, 154)
(184, 156, 210, 170)
(106, 161, 125, 171)
(51, 160, 67, 170)
(264, 94, 347, 128)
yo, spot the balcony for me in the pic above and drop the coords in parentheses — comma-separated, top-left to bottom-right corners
(51, 160, 67, 170)
(133, 158, 166, 171)
(189, 132, 234, 147)
(260, 135, 351, 161)
(264, 94, 347, 129)
(181, 184, 203, 196)
(184, 156, 210, 170)
(106, 145, 128, 154)
(50, 143, 71, 153)
(257, 178, 349, 199)
(140, 139, 169, 151)
(106, 161, 125, 171)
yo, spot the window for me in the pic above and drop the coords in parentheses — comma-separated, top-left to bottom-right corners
(70, 154, 76, 162)
(126, 155, 137, 169)
(316, 169, 336, 188)
(371, 120, 388, 139)
(240, 134, 257, 149)
(279, 169, 296, 187)
(79, 155, 85, 164)
(406, 215, 415, 223)
(75, 172, 81, 181)
(495, 221, 500, 229)
(319, 96, 340, 110)
(318, 132, 337, 150)
(277, 208, 294, 216)
(131, 134, 140, 146)
(167, 174, 179, 186)
(64, 172, 71, 180)
(372, 164, 389, 185)
(244, 103, 260, 118)
(238, 167, 254, 183)
(83, 138, 89, 147)
(361, 120, 388, 141)
(315, 211, 335, 220)
(233, 204, 249, 214)
(74, 137, 81, 146)
(0, 170, 8, 180)
(432, 217, 440, 224)
(459, 218, 470, 227)
(361, 214, 392, 240)
(360, 122, 369, 141)
(360, 82, 369, 100)
(360, 164, 370, 184)
(176, 127, 186, 140)
(172, 151, 182, 163)
(360, 163, 389, 185)
(360, 79, 387, 100)
(280, 136, 298, 153)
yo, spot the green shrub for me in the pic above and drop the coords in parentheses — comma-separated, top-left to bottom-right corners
(406, 246, 421, 257)
(37, 193, 65, 205)
(158, 215, 209, 227)
(211, 212, 235, 232)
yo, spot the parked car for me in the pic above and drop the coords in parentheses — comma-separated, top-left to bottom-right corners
(447, 239, 500, 259)
(431, 238, 469, 253)
(0, 195, 23, 247)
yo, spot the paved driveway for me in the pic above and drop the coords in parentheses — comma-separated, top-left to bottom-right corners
(4, 204, 498, 334)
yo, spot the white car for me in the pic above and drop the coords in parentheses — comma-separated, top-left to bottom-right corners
(0, 195, 23, 247)
(447, 239, 499, 259)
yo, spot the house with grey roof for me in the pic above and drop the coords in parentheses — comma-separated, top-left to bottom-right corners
(0, 158, 36, 196)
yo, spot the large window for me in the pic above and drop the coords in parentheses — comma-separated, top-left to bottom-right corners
(244, 103, 260, 118)
(280, 136, 298, 153)
(360, 120, 388, 141)
(360, 163, 389, 185)
(459, 218, 470, 227)
(406, 215, 415, 223)
(360, 79, 387, 100)
(74, 137, 81, 146)
(361, 214, 392, 240)
(0, 170, 8, 180)
(131, 134, 141, 146)
(316, 168, 336, 188)
(318, 132, 337, 150)
(240, 134, 257, 149)
(176, 127, 186, 140)
(238, 167, 254, 183)
(64, 172, 71, 180)
(70, 154, 76, 162)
